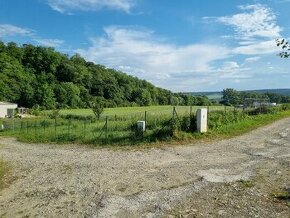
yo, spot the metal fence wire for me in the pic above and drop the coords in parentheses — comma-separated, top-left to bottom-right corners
(0, 106, 273, 144)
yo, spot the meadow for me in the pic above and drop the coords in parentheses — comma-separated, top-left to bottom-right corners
(50, 105, 229, 117)
(1, 105, 290, 146)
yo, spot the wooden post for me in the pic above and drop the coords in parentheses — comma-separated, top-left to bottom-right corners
(190, 106, 193, 117)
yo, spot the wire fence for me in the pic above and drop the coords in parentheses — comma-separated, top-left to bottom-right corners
(0, 105, 267, 145)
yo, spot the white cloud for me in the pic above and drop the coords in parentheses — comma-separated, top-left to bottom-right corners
(221, 61, 240, 71)
(217, 61, 251, 79)
(76, 26, 230, 90)
(245, 56, 261, 62)
(217, 4, 282, 40)
(214, 4, 283, 56)
(47, 0, 135, 13)
(0, 23, 65, 49)
(0, 24, 33, 37)
(233, 40, 280, 55)
(33, 38, 64, 47)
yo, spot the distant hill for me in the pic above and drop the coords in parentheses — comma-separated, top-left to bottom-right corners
(187, 89, 290, 100)
(243, 89, 290, 96)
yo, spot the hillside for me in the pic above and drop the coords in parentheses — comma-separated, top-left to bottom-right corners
(0, 41, 211, 109)
(189, 89, 290, 100)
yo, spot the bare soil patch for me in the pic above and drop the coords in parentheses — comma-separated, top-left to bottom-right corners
(0, 118, 289, 217)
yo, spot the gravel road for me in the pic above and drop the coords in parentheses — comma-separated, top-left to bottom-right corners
(0, 118, 289, 217)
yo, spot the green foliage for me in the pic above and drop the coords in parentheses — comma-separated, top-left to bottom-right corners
(208, 110, 248, 130)
(222, 88, 240, 106)
(1, 40, 213, 109)
(29, 105, 42, 116)
(221, 88, 290, 106)
(281, 104, 290, 111)
(1, 105, 290, 146)
(276, 38, 290, 58)
(59, 114, 96, 122)
(89, 97, 104, 119)
(49, 108, 61, 119)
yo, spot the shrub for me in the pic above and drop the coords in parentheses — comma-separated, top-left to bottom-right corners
(208, 111, 248, 130)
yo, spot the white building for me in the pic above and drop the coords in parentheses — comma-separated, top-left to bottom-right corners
(0, 102, 18, 118)
(253, 102, 277, 108)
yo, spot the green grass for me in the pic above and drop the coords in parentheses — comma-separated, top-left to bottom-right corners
(1, 105, 290, 147)
(51, 105, 229, 118)
(211, 110, 290, 138)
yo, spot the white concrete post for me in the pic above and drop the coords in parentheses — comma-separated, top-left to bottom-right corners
(196, 108, 207, 133)
(137, 121, 146, 132)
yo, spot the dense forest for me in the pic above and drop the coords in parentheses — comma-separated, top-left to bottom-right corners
(0, 41, 211, 109)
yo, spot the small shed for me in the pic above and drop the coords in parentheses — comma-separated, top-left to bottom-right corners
(0, 102, 18, 118)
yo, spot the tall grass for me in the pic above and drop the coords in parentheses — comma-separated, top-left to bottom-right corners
(47, 105, 231, 118)
(1, 105, 290, 146)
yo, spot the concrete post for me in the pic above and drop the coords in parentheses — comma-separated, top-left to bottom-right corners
(196, 108, 207, 133)
(137, 121, 146, 132)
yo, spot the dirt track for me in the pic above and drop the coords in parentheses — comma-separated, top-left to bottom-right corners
(0, 118, 289, 217)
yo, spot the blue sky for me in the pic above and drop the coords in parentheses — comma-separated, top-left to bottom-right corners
(0, 0, 290, 92)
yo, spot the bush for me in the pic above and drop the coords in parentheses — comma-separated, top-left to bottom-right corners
(29, 105, 41, 116)
(180, 115, 196, 132)
(281, 104, 290, 111)
(208, 110, 248, 130)
(60, 114, 96, 122)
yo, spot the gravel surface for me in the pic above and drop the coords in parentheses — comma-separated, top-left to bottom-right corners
(0, 118, 289, 217)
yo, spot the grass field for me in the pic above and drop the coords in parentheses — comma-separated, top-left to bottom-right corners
(2, 105, 290, 147)
(55, 105, 230, 118)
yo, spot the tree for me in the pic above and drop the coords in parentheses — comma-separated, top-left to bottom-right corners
(0, 40, 192, 109)
(89, 97, 104, 119)
(222, 88, 240, 106)
(35, 83, 56, 109)
(276, 39, 290, 58)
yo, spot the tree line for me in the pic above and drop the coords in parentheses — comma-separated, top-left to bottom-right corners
(0, 41, 211, 109)
(222, 88, 290, 106)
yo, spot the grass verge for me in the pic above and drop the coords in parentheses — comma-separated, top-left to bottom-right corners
(1, 108, 290, 148)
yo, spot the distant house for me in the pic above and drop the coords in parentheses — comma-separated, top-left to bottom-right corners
(253, 102, 277, 108)
(0, 102, 18, 118)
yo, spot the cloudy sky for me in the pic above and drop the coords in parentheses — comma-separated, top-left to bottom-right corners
(0, 0, 290, 92)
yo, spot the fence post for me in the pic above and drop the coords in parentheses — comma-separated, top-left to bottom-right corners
(43, 119, 46, 134)
(105, 116, 108, 142)
(84, 117, 87, 139)
(207, 106, 210, 127)
(190, 106, 192, 117)
(34, 121, 37, 136)
(68, 119, 71, 137)
(54, 118, 57, 139)
(144, 111, 147, 132)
